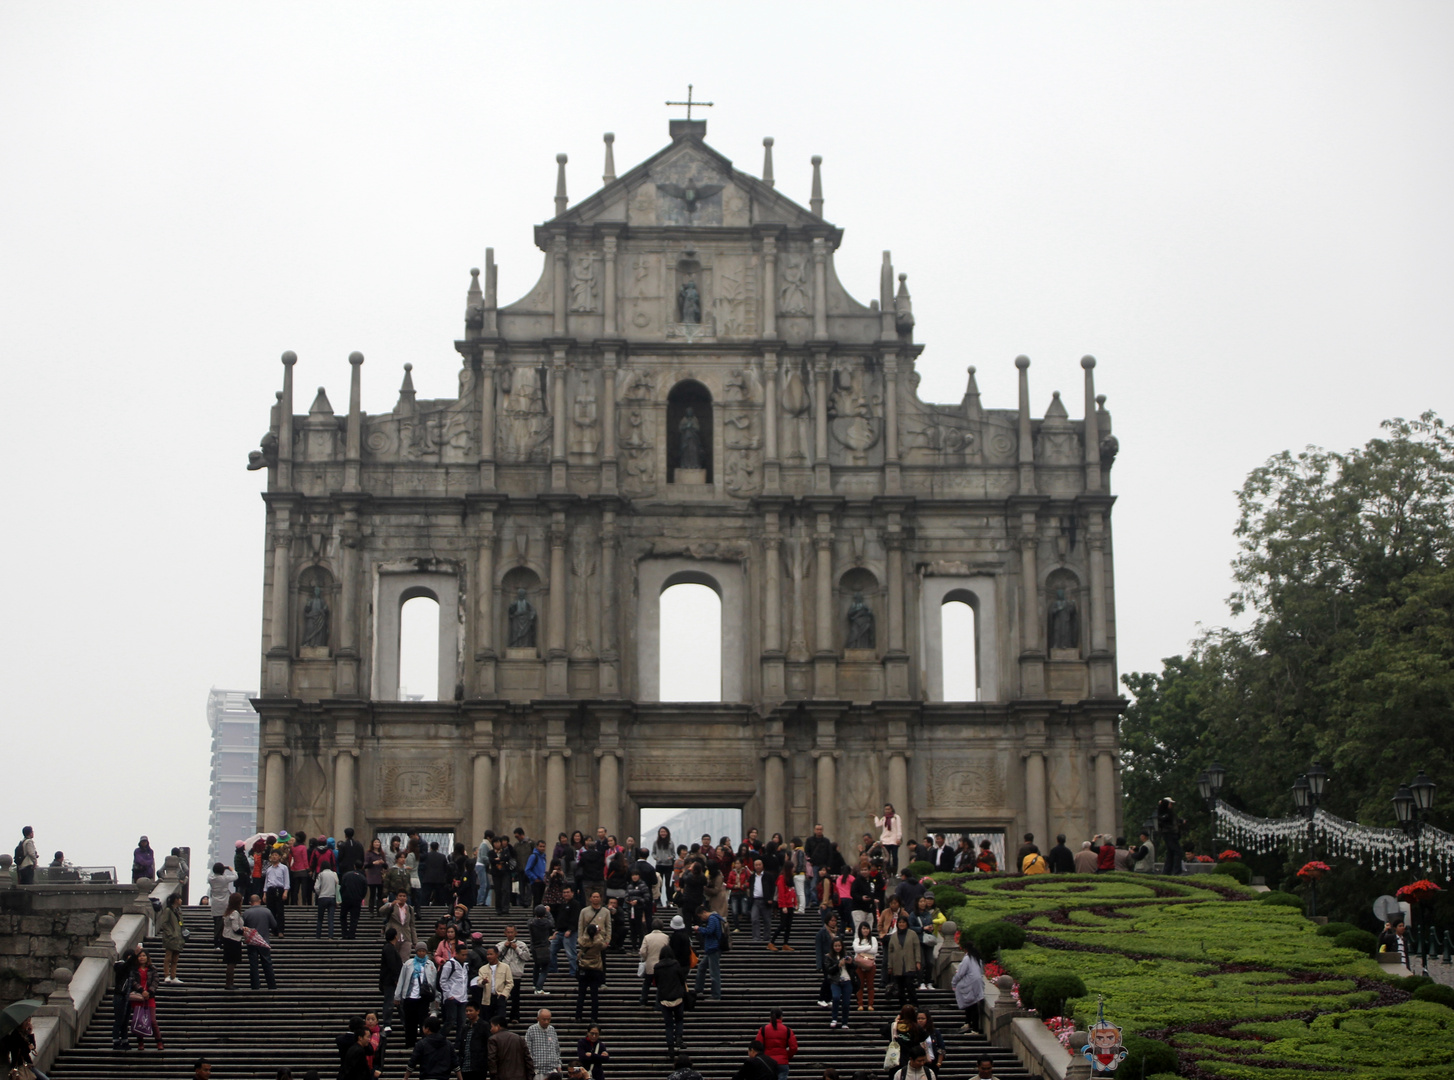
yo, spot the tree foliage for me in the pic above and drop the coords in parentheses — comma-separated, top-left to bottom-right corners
(1121, 414, 1454, 908)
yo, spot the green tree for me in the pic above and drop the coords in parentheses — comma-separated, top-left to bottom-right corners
(1121, 413, 1454, 890)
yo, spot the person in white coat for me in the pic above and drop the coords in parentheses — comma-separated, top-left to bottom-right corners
(874, 805, 904, 874)
(951, 934, 985, 1034)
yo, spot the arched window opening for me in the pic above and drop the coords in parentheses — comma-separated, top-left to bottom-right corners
(941, 597, 979, 701)
(667, 379, 713, 483)
(399, 594, 441, 701)
(659, 581, 721, 701)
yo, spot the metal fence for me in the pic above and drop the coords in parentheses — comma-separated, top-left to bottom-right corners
(31, 865, 118, 884)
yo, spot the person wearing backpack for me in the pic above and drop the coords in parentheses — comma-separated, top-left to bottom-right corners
(753, 1010, 798, 1080)
(694, 905, 725, 1000)
(14, 827, 38, 885)
(1020, 850, 1049, 875)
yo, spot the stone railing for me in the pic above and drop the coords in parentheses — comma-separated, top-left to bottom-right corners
(1, 857, 182, 1074)
(984, 974, 1091, 1080)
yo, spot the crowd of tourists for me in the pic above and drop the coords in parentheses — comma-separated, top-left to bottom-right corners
(11, 807, 1021, 1080)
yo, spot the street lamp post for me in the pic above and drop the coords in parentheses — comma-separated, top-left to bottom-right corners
(1292, 764, 1328, 918)
(1198, 762, 1227, 850)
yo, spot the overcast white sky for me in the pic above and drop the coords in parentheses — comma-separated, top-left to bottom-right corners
(2, 3, 1450, 870)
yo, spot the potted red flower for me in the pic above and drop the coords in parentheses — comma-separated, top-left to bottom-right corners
(1296, 860, 1332, 881)
(1396, 880, 1441, 903)
(1217, 849, 1242, 862)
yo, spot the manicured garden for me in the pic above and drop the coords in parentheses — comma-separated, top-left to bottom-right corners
(930, 871, 1454, 1079)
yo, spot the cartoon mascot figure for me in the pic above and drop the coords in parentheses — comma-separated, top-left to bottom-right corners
(1083, 1017, 1127, 1073)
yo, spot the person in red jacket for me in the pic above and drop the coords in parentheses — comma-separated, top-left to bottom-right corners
(753, 1010, 798, 1080)
(1095, 836, 1117, 874)
(767, 871, 798, 951)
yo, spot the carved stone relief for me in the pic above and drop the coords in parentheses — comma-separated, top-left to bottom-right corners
(828, 363, 881, 460)
(779, 258, 810, 315)
(722, 367, 762, 497)
(926, 753, 1007, 809)
(624, 253, 661, 333)
(569, 254, 599, 313)
(569, 371, 600, 458)
(617, 368, 657, 494)
(380, 760, 455, 809)
(780, 362, 812, 465)
(498, 365, 550, 463)
(629, 753, 754, 786)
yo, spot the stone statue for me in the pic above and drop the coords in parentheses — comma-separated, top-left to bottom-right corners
(678, 280, 701, 324)
(845, 592, 875, 650)
(1048, 587, 1079, 651)
(302, 585, 330, 647)
(508, 588, 537, 648)
(678, 407, 704, 471)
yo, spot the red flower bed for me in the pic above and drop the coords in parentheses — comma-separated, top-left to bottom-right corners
(1217, 849, 1243, 862)
(1295, 860, 1332, 881)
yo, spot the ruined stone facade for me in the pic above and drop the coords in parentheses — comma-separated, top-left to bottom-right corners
(251, 120, 1124, 851)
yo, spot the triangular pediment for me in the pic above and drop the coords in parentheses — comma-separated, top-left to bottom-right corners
(547, 134, 827, 232)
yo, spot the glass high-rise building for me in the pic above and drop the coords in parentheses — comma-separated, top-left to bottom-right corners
(207, 688, 259, 867)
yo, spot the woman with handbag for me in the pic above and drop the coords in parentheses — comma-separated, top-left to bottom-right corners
(823, 938, 857, 1029)
(852, 923, 878, 1011)
(156, 892, 186, 984)
(393, 942, 438, 1049)
(124, 949, 164, 1051)
(220, 893, 245, 990)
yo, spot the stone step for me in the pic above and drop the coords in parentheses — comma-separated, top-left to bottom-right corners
(48, 905, 1033, 1080)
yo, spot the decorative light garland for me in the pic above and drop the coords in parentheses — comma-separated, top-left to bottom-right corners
(1213, 802, 1454, 880)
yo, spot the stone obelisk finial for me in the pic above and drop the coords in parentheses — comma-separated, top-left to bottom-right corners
(603, 133, 616, 185)
(554, 153, 568, 216)
(762, 137, 775, 188)
(810, 155, 823, 216)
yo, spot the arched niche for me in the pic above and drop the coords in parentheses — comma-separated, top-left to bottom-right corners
(297, 564, 336, 655)
(919, 576, 999, 703)
(636, 559, 746, 702)
(499, 565, 544, 656)
(838, 567, 881, 654)
(373, 569, 459, 702)
(1045, 568, 1082, 655)
(666, 379, 713, 483)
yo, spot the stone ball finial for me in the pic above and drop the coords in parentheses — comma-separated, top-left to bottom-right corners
(811, 154, 822, 166)
(968, 365, 977, 375)
(898, 273, 907, 282)
(98, 913, 117, 931)
(1015, 355, 1031, 370)
(349, 351, 364, 365)
(604, 132, 614, 144)
(0, 853, 11, 869)
(1096, 394, 1107, 407)
(995, 974, 1014, 991)
(275, 391, 283, 401)
(1081, 354, 1097, 369)
(52, 966, 74, 985)
(317, 386, 325, 395)
(1051, 390, 1061, 401)
(470, 267, 480, 277)
(763, 136, 774, 146)
(556, 153, 568, 164)
(281, 350, 297, 365)
(404, 363, 413, 372)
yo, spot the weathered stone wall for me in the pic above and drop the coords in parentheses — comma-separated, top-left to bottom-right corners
(0, 880, 141, 1008)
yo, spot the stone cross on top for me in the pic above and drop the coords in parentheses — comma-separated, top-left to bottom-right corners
(665, 83, 713, 120)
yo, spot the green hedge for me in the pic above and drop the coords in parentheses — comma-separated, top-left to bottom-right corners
(1017, 970, 1086, 1019)
(905, 860, 935, 876)
(1315, 921, 1357, 938)
(966, 920, 1026, 957)
(1413, 983, 1454, 1011)
(1260, 890, 1305, 908)
(1121, 1035, 1177, 1078)
(1216, 859, 1252, 884)
(1332, 929, 1379, 957)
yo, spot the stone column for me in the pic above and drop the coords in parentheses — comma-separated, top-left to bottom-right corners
(603, 235, 618, 335)
(475, 522, 496, 695)
(1016, 356, 1035, 495)
(551, 235, 567, 336)
(812, 352, 830, 492)
(551, 351, 568, 464)
(472, 751, 495, 839)
(263, 751, 286, 834)
(815, 751, 838, 842)
(597, 750, 621, 838)
(277, 351, 295, 490)
(601, 349, 618, 494)
(884, 525, 909, 697)
(333, 749, 356, 838)
(544, 751, 568, 848)
(1088, 517, 1113, 697)
(269, 534, 291, 653)
(1082, 355, 1101, 493)
(1095, 750, 1117, 839)
(814, 530, 834, 654)
(1023, 749, 1048, 854)
(1019, 526, 1045, 698)
(762, 235, 777, 338)
(887, 752, 909, 820)
(546, 517, 568, 695)
(812, 237, 828, 341)
(344, 351, 363, 492)
(763, 531, 782, 653)
(337, 522, 359, 694)
(882, 356, 900, 463)
(599, 515, 620, 695)
(478, 348, 497, 489)
(762, 351, 779, 461)
(763, 752, 786, 840)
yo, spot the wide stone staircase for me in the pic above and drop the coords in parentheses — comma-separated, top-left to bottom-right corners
(49, 902, 1032, 1079)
